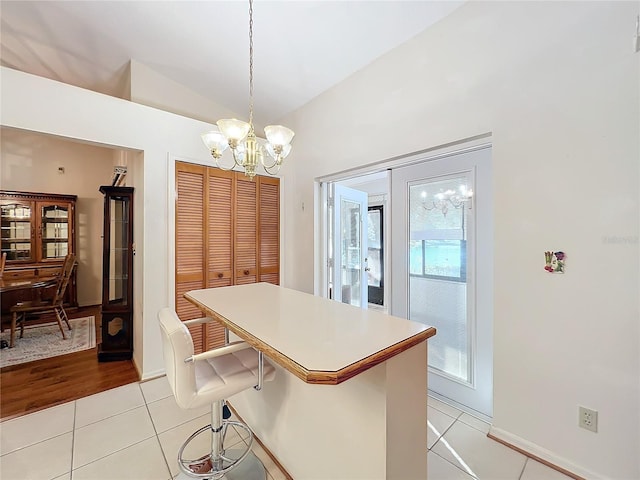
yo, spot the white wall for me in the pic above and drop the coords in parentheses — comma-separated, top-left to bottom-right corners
(0, 67, 217, 379)
(129, 60, 241, 125)
(278, 1, 639, 478)
(0, 128, 116, 306)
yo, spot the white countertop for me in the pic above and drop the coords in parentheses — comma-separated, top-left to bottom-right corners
(185, 283, 434, 377)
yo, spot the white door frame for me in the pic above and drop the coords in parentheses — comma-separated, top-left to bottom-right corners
(314, 135, 493, 417)
(390, 146, 493, 418)
(315, 133, 492, 299)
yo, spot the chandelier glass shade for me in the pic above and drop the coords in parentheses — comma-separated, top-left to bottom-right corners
(201, 0, 294, 179)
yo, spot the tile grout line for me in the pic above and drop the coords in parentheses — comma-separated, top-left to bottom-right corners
(139, 383, 173, 479)
(436, 416, 461, 445)
(153, 410, 214, 437)
(0, 431, 73, 458)
(69, 387, 160, 475)
(429, 448, 476, 479)
(0, 404, 77, 458)
(144, 392, 216, 436)
(71, 434, 159, 474)
(518, 457, 530, 480)
(432, 416, 535, 480)
(426, 404, 463, 452)
(428, 417, 485, 479)
(74, 403, 145, 430)
(70, 400, 77, 479)
(429, 402, 464, 420)
(457, 416, 491, 434)
(74, 402, 148, 431)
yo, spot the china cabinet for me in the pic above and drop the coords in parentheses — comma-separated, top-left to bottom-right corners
(98, 186, 134, 361)
(0, 190, 77, 314)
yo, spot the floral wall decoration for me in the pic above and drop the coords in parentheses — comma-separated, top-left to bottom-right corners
(544, 251, 565, 274)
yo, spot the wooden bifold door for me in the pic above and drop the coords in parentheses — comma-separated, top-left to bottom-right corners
(175, 162, 280, 353)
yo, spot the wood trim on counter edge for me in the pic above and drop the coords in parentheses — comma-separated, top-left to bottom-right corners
(185, 293, 436, 385)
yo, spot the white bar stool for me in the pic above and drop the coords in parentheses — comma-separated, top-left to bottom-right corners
(158, 307, 275, 479)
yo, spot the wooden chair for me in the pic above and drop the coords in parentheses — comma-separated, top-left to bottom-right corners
(9, 253, 76, 348)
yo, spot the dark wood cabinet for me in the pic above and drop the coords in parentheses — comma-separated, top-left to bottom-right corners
(98, 186, 134, 362)
(0, 190, 77, 316)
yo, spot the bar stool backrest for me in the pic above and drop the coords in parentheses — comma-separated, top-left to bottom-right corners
(158, 307, 198, 409)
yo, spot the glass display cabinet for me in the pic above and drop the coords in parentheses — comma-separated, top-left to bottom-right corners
(98, 186, 134, 362)
(0, 199, 33, 261)
(0, 190, 77, 316)
(40, 203, 71, 260)
(1, 192, 76, 264)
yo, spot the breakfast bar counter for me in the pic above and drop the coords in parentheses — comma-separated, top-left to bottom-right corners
(185, 282, 436, 479)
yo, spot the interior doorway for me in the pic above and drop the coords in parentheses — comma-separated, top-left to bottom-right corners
(366, 205, 384, 306)
(326, 171, 390, 310)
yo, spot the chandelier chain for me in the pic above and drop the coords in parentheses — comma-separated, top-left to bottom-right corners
(248, 0, 254, 132)
(202, 0, 294, 179)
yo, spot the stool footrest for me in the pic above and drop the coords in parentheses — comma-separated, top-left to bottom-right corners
(178, 420, 265, 479)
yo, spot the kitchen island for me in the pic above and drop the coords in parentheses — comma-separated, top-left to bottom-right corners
(185, 282, 436, 479)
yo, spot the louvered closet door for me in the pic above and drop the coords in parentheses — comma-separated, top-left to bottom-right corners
(205, 169, 234, 348)
(175, 165, 280, 351)
(258, 177, 280, 285)
(175, 163, 206, 353)
(234, 173, 258, 285)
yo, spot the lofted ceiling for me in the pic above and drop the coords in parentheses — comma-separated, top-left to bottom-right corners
(1, 0, 464, 126)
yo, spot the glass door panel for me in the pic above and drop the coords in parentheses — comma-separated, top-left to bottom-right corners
(1, 202, 33, 261)
(367, 206, 384, 306)
(391, 146, 493, 418)
(341, 199, 363, 306)
(109, 197, 130, 306)
(332, 184, 368, 307)
(409, 176, 471, 383)
(41, 204, 70, 260)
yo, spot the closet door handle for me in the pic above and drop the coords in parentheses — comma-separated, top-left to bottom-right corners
(244, 270, 250, 276)
(217, 273, 223, 279)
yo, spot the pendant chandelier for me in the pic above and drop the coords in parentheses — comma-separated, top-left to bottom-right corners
(201, 0, 294, 180)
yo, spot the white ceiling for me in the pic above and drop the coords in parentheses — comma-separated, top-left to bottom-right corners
(1, 0, 464, 126)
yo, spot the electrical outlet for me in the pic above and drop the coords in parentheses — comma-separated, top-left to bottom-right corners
(578, 406, 598, 433)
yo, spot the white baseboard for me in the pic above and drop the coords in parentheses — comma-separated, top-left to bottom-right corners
(428, 390, 492, 423)
(139, 367, 165, 382)
(488, 426, 606, 480)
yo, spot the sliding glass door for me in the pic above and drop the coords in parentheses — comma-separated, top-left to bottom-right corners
(391, 147, 493, 417)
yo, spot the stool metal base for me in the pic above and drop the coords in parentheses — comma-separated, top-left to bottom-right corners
(176, 450, 266, 480)
(177, 420, 266, 480)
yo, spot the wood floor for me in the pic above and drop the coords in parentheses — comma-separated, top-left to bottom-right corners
(0, 305, 140, 421)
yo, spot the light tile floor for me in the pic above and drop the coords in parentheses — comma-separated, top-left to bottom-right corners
(427, 397, 573, 480)
(0, 376, 285, 480)
(0, 377, 574, 480)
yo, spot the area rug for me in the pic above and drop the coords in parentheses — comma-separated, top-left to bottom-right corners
(0, 316, 96, 368)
